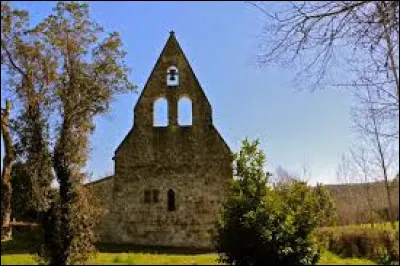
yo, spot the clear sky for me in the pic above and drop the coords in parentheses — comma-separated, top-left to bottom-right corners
(2, 1, 355, 185)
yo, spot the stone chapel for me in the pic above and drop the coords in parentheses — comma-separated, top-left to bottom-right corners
(87, 31, 232, 249)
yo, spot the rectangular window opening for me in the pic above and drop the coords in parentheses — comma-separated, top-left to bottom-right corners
(144, 190, 151, 203)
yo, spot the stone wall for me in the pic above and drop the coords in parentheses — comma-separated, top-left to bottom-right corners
(110, 168, 229, 248)
(110, 125, 232, 248)
(85, 176, 114, 240)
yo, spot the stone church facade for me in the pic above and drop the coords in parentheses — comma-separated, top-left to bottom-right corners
(87, 32, 232, 249)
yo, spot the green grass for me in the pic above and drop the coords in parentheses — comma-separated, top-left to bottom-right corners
(318, 250, 375, 265)
(1, 250, 375, 265)
(1, 254, 36, 265)
(90, 253, 220, 265)
(1, 232, 378, 265)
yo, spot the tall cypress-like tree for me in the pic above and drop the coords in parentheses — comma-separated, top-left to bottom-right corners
(34, 2, 134, 264)
(1, 1, 54, 240)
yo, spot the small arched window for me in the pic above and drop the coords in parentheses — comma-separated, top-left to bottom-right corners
(178, 97, 192, 126)
(167, 66, 179, 87)
(167, 189, 176, 211)
(153, 98, 168, 126)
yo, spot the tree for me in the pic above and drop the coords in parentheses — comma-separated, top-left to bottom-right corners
(1, 0, 55, 243)
(335, 130, 399, 226)
(274, 166, 337, 227)
(251, 0, 399, 226)
(393, 174, 399, 185)
(33, 2, 134, 264)
(10, 162, 57, 223)
(1, 100, 15, 240)
(214, 139, 321, 265)
(352, 87, 398, 228)
(250, 1, 399, 139)
(10, 162, 38, 222)
(273, 166, 297, 185)
(1, 0, 29, 240)
(349, 146, 378, 225)
(2, 1, 134, 264)
(312, 183, 337, 227)
(251, 1, 398, 94)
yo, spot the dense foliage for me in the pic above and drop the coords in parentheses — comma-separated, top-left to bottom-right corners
(315, 223, 399, 264)
(214, 139, 335, 265)
(10, 162, 54, 222)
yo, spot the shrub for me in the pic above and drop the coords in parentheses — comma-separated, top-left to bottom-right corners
(314, 225, 399, 264)
(214, 139, 321, 265)
(377, 246, 393, 265)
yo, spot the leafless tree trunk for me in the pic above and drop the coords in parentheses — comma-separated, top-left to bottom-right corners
(350, 147, 377, 226)
(369, 99, 395, 227)
(1, 100, 15, 240)
(352, 87, 398, 228)
(336, 154, 361, 225)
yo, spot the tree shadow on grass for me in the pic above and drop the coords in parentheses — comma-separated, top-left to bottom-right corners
(2, 239, 216, 256)
(2, 228, 216, 256)
(97, 243, 215, 255)
(1, 238, 34, 255)
(1, 226, 41, 255)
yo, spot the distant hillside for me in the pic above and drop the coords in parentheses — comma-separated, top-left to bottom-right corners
(326, 181, 399, 225)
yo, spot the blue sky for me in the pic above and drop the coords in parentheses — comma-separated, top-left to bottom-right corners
(2, 1, 354, 185)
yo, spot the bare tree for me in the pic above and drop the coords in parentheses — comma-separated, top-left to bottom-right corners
(349, 145, 378, 226)
(352, 87, 399, 227)
(251, 1, 398, 92)
(274, 166, 298, 186)
(335, 140, 398, 226)
(274, 158, 312, 186)
(250, 1, 399, 138)
(336, 154, 354, 185)
(335, 154, 364, 224)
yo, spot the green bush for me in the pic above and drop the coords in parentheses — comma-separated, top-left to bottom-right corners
(314, 225, 399, 264)
(214, 139, 324, 265)
(376, 246, 393, 265)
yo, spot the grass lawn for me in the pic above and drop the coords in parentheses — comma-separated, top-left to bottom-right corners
(1, 250, 375, 265)
(1, 235, 376, 265)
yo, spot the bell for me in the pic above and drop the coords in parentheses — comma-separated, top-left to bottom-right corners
(168, 69, 177, 81)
